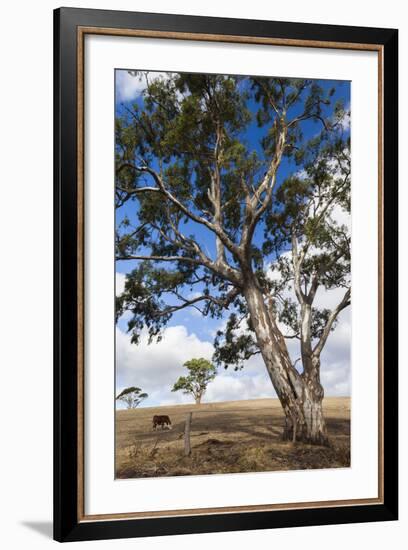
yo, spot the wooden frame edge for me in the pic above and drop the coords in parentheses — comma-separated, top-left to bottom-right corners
(76, 26, 385, 523)
(77, 25, 85, 522)
(78, 25, 383, 52)
(79, 497, 383, 523)
(377, 45, 385, 504)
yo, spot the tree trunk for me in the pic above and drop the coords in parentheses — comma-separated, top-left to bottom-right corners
(283, 378, 328, 446)
(195, 395, 201, 404)
(244, 283, 328, 445)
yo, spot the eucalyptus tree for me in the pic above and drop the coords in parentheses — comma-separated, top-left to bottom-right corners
(172, 358, 217, 404)
(115, 71, 350, 444)
(116, 386, 148, 409)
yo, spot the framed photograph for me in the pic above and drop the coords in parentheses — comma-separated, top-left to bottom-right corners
(54, 7, 398, 542)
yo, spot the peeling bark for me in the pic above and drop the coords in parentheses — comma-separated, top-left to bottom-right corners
(244, 282, 329, 445)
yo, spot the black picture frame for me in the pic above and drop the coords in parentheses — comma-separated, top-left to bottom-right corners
(54, 7, 398, 542)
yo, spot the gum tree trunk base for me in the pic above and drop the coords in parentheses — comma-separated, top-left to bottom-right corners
(244, 283, 329, 447)
(282, 397, 329, 446)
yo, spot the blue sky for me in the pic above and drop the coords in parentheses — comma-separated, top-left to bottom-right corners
(115, 70, 351, 408)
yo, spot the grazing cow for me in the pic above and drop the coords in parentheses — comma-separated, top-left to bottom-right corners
(152, 414, 172, 430)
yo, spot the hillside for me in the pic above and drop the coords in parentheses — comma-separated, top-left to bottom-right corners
(115, 397, 350, 478)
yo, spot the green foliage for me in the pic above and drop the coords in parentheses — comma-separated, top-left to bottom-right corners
(213, 312, 259, 370)
(115, 71, 351, 371)
(172, 358, 217, 403)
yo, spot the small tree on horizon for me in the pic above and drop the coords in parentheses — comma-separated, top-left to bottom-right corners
(172, 358, 217, 404)
(116, 386, 148, 409)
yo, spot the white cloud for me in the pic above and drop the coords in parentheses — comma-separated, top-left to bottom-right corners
(339, 103, 351, 130)
(116, 272, 133, 323)
(115, 71, 170, 103)
(341, 112, 351, 131)
(116, 71, 145, 102)
(330, 203, 350, 227)
(319, 308, 351, 396)
(116, 303, 350, 408)
(295, 168, 308, 180)
(314, 286, 350, 311)
(116, 325, 213, 406)
(116, 320, 277, 407)
(205, 369, 275, 402)
(116, 272, 126, 295)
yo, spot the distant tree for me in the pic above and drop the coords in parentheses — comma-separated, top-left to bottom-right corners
(172, 358, 216, 404)
(116, 386, 148, 409)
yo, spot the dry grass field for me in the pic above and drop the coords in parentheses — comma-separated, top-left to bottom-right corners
(115, 397, 350, 479)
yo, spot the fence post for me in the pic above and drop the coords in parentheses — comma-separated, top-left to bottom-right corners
(184, 412, 192, 456)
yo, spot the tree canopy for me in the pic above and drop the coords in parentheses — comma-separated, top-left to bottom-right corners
(116, 386, 148, 409)
(172, 358, 217, 404)
(116, 72, 349, 360)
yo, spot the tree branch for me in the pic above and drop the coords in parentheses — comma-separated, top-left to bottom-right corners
(291, 232, 307, 305)
(135, 163, 240, 257)
(149, 288, 240, 319)
(116, 160, 243, 285)
(116, 254, 203, 265)
(240, 127, 287, 257)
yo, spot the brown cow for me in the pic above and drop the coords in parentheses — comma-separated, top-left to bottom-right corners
(152, 414, 172, 430)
